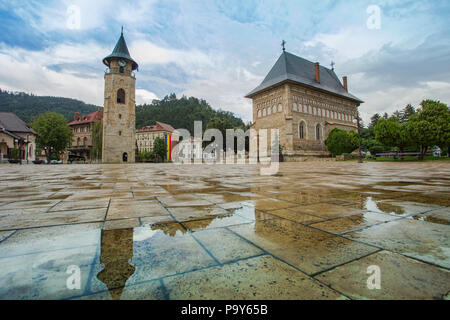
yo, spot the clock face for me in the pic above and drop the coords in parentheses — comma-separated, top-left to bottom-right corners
(118, 60, 127, 67)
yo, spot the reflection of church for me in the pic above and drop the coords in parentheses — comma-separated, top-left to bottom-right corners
(247, 48, 363, 159)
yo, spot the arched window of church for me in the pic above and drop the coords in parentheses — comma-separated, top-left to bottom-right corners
(77, 137, 81, 146)
(272, 105, 276, 114)
(268, 107, 272, 115)
(263, 108, 266, 117)
(83, 137, 87, 146)
(293, 103, 297, 112)
(117, 89, 125, 104)
(316, 124, 321, 140)
(298, 122, 305, 139)
(278, 104, 282, 112)
(257, 110, 261, 118)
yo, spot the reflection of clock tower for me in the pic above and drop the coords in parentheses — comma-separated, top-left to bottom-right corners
(102, 29, 138, 163)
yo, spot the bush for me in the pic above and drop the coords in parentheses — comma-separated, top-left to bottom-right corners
(368, 145, 385, 156)
(9, 148, 20, 159)
(325, 129, 359, 156)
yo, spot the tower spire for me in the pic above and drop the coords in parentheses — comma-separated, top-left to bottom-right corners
(281, 40, 286, 52)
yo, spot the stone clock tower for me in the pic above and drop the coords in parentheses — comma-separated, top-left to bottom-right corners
(102, 29, 138, 163)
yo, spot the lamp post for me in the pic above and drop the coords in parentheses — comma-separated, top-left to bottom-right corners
(353, 113, 363, 163)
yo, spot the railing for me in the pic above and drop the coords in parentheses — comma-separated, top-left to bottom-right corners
(376, 152, 423, 159)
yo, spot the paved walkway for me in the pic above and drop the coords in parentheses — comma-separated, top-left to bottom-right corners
(0, 162, 449, 299)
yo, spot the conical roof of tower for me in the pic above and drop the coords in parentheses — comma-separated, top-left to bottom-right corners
(103, 30, 138, 71)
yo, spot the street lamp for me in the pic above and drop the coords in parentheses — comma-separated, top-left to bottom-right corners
(353, 113, 363, 163)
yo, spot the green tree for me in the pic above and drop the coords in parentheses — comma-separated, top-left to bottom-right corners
(9, 148, 20, 160)
(407, 100, 449, 157)
(399, 104, 416, 123)
(206, 116, 233, 151)
(325, 128, 359, 156)
(153, 137, 167, 162)
(91, 120, 102, 161)
(374, 116, 412, 156)
(31, 112, 73, 163)
(135, 94, 244, 135)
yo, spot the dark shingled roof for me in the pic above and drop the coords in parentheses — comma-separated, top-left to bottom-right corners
(245, 51, 363, 103)
(0, 112, 37, 135)
(103, 31, 138, 71)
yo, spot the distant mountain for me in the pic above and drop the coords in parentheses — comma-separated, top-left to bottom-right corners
(136, 93, 245, 133)
(0, 90, 100, 124)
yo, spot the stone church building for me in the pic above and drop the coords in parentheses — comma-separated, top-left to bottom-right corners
(102, 30, 138, 163)
(246, 50, 363, 160)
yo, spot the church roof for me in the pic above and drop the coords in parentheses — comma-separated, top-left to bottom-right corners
(245, 51, 363, 103)
(0, 112, 37, 135)
(103, 31, 138, 71)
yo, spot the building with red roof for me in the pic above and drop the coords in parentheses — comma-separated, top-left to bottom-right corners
(67, 110, 103, 162)
(136, 121, 179, 157)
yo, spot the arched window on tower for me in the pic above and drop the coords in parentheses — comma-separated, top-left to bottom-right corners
(117, 89, 125, 104)
(316, 124, 321, 141)
(298, 121, 305, 139)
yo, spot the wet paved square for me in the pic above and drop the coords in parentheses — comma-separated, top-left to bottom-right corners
(0, 162, 449, 300)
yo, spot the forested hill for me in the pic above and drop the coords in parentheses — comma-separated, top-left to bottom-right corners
(0, 90, 100, 123)
(136, 93, 245, 133)
(0, 90, 245, 131)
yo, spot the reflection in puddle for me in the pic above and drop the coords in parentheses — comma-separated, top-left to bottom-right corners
(97, 229, 135, 300)
(365, 197, 405, 215)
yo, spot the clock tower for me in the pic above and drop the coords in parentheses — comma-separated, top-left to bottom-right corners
(102, 29, 138, 163)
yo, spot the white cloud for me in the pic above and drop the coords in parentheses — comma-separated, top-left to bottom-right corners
(0, 43, 105, 105)
(136, 89, 159, 105)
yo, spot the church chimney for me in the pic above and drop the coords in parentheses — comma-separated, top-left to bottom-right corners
(343, 76, 348, 92)
(74, 112, 80, 121)
(315, 63, 320, 83)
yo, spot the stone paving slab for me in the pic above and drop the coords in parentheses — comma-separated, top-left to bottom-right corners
(413, 207, 450, 225)
(0, 208, 106, 231)
(344, 218, 450, 269)
(316, 250, 450, 300)
(310, 211, 401, 235)
(228, 219, 379, 275)
(163, 255, 347, 300)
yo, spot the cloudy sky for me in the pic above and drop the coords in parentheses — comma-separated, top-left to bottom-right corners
(0, 0, 449, 124)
